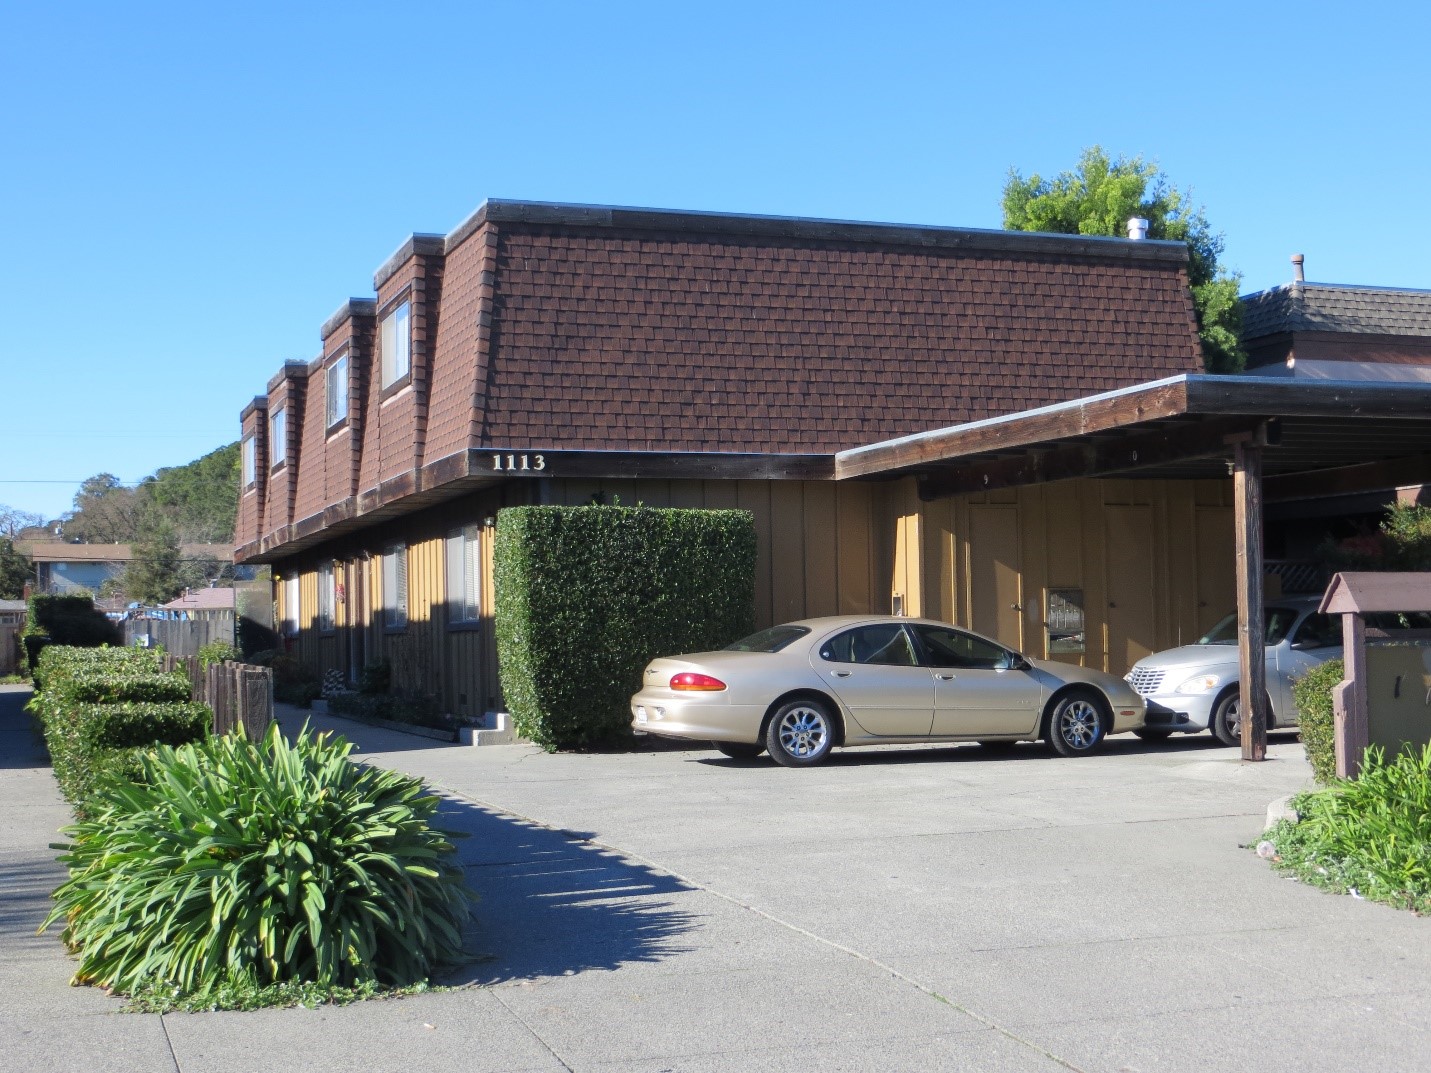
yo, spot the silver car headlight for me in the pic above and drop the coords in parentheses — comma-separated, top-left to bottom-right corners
(1174, 673, 1221, 695)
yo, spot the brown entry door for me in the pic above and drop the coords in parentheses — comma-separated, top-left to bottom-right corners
(970, 506, 1022, 649)
(1104, 506, 1156, 675)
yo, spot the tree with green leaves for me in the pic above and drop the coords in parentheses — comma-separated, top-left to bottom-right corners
(122, 523, 184, 604)
(1002, 147, 1244, 373)
(0, 537, 30, 598)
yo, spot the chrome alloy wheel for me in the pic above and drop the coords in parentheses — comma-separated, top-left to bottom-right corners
(777, 704, 829, 759)
(1056, 698, 1102, 751)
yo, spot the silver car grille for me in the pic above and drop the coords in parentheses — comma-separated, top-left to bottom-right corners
(1127, 668, 1166, 696)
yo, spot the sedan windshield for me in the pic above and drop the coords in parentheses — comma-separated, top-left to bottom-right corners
(723, 625, 811, 653)
(1197, 607, 1300, 646)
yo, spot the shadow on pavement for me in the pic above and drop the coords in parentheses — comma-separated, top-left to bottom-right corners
(0, 686, 48, 770)
(430, 791, 698, 986)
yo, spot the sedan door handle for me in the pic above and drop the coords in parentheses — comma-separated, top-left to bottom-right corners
(935, 673, 956, 681)
(832, 671, 852, 678)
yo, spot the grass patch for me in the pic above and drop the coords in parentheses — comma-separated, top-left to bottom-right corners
(1265, 743, 1431, 913)
(123, 976, 457, 1013)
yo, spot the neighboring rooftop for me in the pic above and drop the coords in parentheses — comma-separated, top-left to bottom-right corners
(17, 542, 234, 563)
(160, 586, 236, 611)
(1242, 282, 1431, 341)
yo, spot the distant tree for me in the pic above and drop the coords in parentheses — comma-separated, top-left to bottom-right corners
(0, 504, 45, 538)
(122, 523, 184, 604)
(1002, 146, 1244, 373)
(0, 538, 30, 598)
(143, 442, 241, 543)
(64, 474, 142, 544)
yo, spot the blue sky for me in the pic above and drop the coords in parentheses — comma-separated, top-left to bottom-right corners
(3, 1, 1427, 523)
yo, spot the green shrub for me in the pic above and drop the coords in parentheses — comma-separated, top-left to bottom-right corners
(45, 724, 472, 995)
(358, 659, 392, 695)
(246, 648, 321, 707)
(198, 639, 239, 669)
(328, 691, 448, 730)
(41, 699, 211, 805)
(1267, 744, 1431, 913)
(23, 594, 121, 669)
(1293, 658, 1343, 784)
(495, 505, 756, 750)
(31, 643, 166, 693)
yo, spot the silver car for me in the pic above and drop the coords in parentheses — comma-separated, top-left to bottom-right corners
(1124, 597, 1341, 745)
(630, 616, 1146, 766)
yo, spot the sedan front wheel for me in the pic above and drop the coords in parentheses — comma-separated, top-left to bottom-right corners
(1046, 690, 1108, 757)
(766, 698, 835, 767)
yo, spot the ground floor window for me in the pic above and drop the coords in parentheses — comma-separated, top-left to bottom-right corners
(446, 525, 481, 626)
(281, 575, 299, 637)
(318, 562, 336, 632)
(382, 544, 408, 630)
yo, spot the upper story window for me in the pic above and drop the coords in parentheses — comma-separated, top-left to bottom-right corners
(241, 435, 256, 487)
(380, 300, 411, 390)
(269, 406, 287, 468)
(326, 355, 349, 429)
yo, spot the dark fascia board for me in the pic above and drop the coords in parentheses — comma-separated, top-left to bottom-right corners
(239, 395, 269, 422)
(836, 373, 1431, 479)
(320, 298, 377, 341)
(265, 359, 311, 394)
(373, 234, 446, 291)
(240, 447, 836, 561)
(443, 198, 1190, 265)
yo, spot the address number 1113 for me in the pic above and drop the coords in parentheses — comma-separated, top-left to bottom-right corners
(490, 453, 546, 472)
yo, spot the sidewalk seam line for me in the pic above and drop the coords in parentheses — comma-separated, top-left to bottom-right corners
(158, 1013, 183, 1073)
(488, 986, 577, 1072)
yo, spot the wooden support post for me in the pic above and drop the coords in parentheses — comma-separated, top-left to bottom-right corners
(1233, 438, 1268, 762)
(1335, 613, 1369, 779)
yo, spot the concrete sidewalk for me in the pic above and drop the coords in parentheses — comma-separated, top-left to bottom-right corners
(5, 686, 1430, 1071)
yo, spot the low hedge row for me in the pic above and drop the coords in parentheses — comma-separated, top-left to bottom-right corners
(29, 645, 211, 808)
(44, 701, 212, 805)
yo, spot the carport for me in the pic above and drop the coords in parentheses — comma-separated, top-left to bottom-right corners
(837, 373, 1431, 761)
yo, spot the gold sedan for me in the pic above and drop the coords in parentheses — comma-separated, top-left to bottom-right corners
(631, 616, 1146, 766)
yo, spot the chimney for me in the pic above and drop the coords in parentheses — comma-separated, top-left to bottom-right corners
(1291, 253, 1305, 283)
(1126, 217, 1150, 240)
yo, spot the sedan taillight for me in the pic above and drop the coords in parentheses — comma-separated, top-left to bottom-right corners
(670, 672, 726, 691)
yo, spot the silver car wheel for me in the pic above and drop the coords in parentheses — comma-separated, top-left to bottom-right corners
(779, 705, 828, 757)
(766, 699, 835, 767)
(1047, 690, 1107, 757)
(1212, 692, 1242, 746)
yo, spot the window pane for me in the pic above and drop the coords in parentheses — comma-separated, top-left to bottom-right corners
(270, 408, 286, 465)
(384, 545, 408, 629)
(913, 625, 1010, 670)
(380, 301, 410, 388)
(242, 436, 255, 485)
(820, 624, 917, 666)
(326, 356, 348, 426)
(462, 525, 480, 621)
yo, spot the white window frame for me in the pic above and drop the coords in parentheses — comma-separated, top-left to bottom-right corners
(269, 406, 287, 467)
(325, 354, 349, 429)
(281, 575, 300, 637)
(382, 544, 408, 630)
(380, 300, 411, 389)
(241, 435, 256, 487)
(317, 562, 335, 632)
(446, 525, 482, 627)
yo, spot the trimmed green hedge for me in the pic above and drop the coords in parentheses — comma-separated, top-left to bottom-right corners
(1293, 658, 1342, 784)
(28, 645, 210, 807)
(495, 505, 756, 750)
(43, 700, 212, 806)
(23, 594, 121, 670)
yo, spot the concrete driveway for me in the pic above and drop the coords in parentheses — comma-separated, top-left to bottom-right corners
(6, 684, 1430, 1072)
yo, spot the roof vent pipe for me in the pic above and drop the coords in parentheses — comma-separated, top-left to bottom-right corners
(1291, 253, 1305, 283)
(1126, 217, 1149, 240)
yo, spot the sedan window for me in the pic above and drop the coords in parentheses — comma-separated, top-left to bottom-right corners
(820, 624, 918, 666)
(724, 625, 811, 653)
(1291, 613, 1340, 649)
(1198, 607, 1300, 646)
(912, 624, 1014, 670)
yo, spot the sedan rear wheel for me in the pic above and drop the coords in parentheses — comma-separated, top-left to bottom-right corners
(1046, 690, 1108, 757)
(766, 699, 835, 767)
(714, 741, 766, 760)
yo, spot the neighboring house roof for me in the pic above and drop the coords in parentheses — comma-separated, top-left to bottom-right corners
(0, 599, 25, 614)
(17, 543, 234, 563)
(160, 587, 236, 611)
(1242, 283, 1431, 341)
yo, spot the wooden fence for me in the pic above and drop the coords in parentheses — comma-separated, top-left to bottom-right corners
(125, 611, 235, 658)
(161, 654, 273, 737)
(0, 625, 17, 676)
